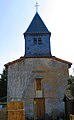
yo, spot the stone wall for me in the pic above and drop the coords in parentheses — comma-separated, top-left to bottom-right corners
(7, 58, 69, 119)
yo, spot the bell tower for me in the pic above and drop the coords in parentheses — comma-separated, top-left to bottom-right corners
(23, 12, 51, 57)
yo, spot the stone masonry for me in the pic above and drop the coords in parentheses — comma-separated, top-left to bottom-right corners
(6, 57, 71, 119)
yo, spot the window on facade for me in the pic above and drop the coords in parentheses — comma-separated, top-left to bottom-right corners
(36, 78, 42, 90)
(34, 38, 37, 44)
(38, 38, 42, 44)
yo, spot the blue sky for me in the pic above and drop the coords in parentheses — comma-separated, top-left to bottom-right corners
(0, 0, 74, 75)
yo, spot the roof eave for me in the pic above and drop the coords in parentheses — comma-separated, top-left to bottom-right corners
(23, 32, 51, 37)
(4, 56, 72, 68)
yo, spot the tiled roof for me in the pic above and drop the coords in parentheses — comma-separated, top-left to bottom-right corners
(24, 12, 51, 34)
(4, 56, 72, 68)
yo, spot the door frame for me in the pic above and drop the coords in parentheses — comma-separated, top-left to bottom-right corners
(33, 98, 45, 120)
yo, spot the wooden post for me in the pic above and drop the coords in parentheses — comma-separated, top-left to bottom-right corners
(7, 101, 25, 120)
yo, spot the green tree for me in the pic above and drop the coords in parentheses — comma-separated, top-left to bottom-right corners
(67, 75, 74, 99)
(0, 67, 7, 102)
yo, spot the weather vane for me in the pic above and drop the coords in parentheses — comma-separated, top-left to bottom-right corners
(35, 2, 39, 13)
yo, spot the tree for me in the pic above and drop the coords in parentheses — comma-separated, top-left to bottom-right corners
(0, 67, 7, 102)
(67, 75, 74, 99)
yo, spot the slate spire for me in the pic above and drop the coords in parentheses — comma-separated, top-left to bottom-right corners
(24, 12, 51, 35)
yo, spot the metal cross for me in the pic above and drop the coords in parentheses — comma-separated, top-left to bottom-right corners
(35, 2, 39, 13)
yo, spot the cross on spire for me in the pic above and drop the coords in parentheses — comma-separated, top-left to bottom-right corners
(35, 2, 39, 13)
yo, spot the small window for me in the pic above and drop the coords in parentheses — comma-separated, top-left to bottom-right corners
(36, 78, 42, 90)
(34, 38, 37, 44)
(38, 38, 42, 44)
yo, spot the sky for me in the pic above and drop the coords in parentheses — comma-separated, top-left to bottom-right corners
(0, 0, 74, 75)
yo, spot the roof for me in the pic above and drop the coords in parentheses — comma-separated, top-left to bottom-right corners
(4, 56, 72, 68)
(24, 12, 51, 34)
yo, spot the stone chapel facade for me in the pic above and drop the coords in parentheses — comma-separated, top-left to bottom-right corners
(5, 12, 72, 120)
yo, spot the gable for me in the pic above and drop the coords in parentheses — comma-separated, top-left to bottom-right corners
(5, 56, 72, 68)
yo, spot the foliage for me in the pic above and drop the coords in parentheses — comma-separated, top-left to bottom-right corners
(0, 67, 7, 102)
(67, 75, 74, 99)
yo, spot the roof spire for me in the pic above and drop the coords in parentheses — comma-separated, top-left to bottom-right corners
(35, 2, 39, 13)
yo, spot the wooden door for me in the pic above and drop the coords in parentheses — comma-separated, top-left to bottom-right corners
(34, 98, 45, 120)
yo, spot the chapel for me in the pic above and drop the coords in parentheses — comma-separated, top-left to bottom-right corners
(5, 8, 72, 120)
